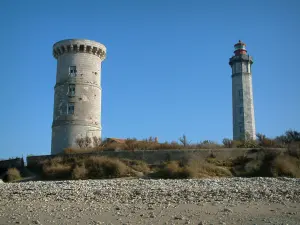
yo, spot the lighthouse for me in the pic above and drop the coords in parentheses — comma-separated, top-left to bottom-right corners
(229, 40, 256, 140)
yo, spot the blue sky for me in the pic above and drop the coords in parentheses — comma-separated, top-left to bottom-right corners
(0, 0, 299, 158)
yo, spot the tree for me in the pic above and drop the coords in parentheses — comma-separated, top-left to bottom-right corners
(179, 134, 190, 147)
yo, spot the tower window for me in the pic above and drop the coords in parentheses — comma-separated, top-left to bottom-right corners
(69, 66, 77, 77)
(238, 89, 243, 99)
(67, 103, 75, 115)
(239, 106, 244, 115)
(68, 84, 75, 96)
(239, 125, 244, 133)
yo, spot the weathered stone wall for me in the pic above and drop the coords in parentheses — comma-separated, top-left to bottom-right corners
(230, 53, 255, 140)
(51, 39, 106, 154)
(27, 148, 286, 168)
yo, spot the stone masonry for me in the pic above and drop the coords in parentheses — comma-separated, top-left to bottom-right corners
(51, 39, 106, 154)
(229, 41, 256, 140)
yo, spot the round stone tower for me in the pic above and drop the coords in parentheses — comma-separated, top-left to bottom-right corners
(51, 39, 106, 154)
(229, 40, 256, 140)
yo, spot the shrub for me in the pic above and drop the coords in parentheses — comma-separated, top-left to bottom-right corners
(197, 140, 221, 149)
(237, 140, 258, 148)
(151, 161, 192, 179)
(256, 133, 278, 147)
(104, 142, 124, 151)
(206, 157, 233, 167)
(271, 155, 300, 178)
(128, 160, 150, 173)
(72, 165, 88, 180)
(151, 159, 232, 179)
(6, 168, 21, 182)
(222, 138, 233, 148)
(42, 163, 72, 180)
(288, 142, 300, 158)
(187, 160, 232, 178)
(85, 156, 129, 179)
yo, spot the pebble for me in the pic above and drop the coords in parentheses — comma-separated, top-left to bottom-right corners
(0, 178, 299, 224)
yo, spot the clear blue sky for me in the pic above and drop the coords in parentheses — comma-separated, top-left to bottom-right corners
(0, 0, 299, 159)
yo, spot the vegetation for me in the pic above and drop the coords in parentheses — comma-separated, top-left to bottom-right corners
(41, 156, 148, 180)
(5, 168, 22, 182)
(150, 159, 232, 179)
(3, 129, 298, 181)
(63, 130, 300, 154)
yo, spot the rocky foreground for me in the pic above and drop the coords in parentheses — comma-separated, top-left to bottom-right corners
(0, 178, 300, 225)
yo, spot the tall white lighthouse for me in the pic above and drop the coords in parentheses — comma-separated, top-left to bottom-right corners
(229, 40, 256, 140)
(51, 39, 106, 154)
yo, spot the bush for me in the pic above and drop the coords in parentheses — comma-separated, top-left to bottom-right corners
(85, 156, 129, 179)
(187, 160, 232, 178)
(271, 155, 300, 178)
(151, 159, 232, 179)
(197, 140, 222, 149)
(288, 142, 300, 158)
(43, 163, 72, 180)
(222, 138, 233, 148)
(72, 165, 88, 180)
(126, 160, 150, 173)
(6, 168, 21, 182)
(151, 161, 192, 179)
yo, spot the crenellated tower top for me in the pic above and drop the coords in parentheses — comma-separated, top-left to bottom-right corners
(53, 39, 106, 61)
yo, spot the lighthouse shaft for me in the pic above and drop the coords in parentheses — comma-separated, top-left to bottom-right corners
(229, 41, 256, 140)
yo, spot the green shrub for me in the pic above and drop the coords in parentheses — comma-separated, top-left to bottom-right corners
(6, 168, 21, 182)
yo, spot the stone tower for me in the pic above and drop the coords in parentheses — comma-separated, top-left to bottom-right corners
(51, 39, 106, 154)
(229, 40, 256, 140)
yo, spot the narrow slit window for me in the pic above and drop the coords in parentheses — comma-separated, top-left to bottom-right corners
(239, 106, 244, 115)
(68, 84, 75, 96)
(69, 66, 77, 77)
(239, 126, 244, 133)
(67, 103, 75, 115)
(238, 89, 243, 97)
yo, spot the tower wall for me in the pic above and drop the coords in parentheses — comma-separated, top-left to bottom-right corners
(230, 44, 256, 140)
(51, 39, 106, 154)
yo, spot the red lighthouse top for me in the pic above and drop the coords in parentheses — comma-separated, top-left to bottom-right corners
(234, 40, 247, 56)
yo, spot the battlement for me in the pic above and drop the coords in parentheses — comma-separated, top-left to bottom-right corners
(53, 39, 106, 60)
(229, 54, 253, 66)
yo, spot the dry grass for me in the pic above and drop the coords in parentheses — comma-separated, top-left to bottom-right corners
(122, 159, 151, 174)
(84, 156, 129, 179)
(43, 163, 72, 180)
(150, 161, 192, 179)
(187, 160, 232, 178)
(288, 142, 300, 158)
(271, 155, 300, 178)
(150, 159, 232, 179)
(6, 168, 22, 182)
(71, 165, 88, 180)
(41, 156, 130, 180)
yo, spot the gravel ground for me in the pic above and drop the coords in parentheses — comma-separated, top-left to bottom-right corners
(0, 177, 299, 225)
